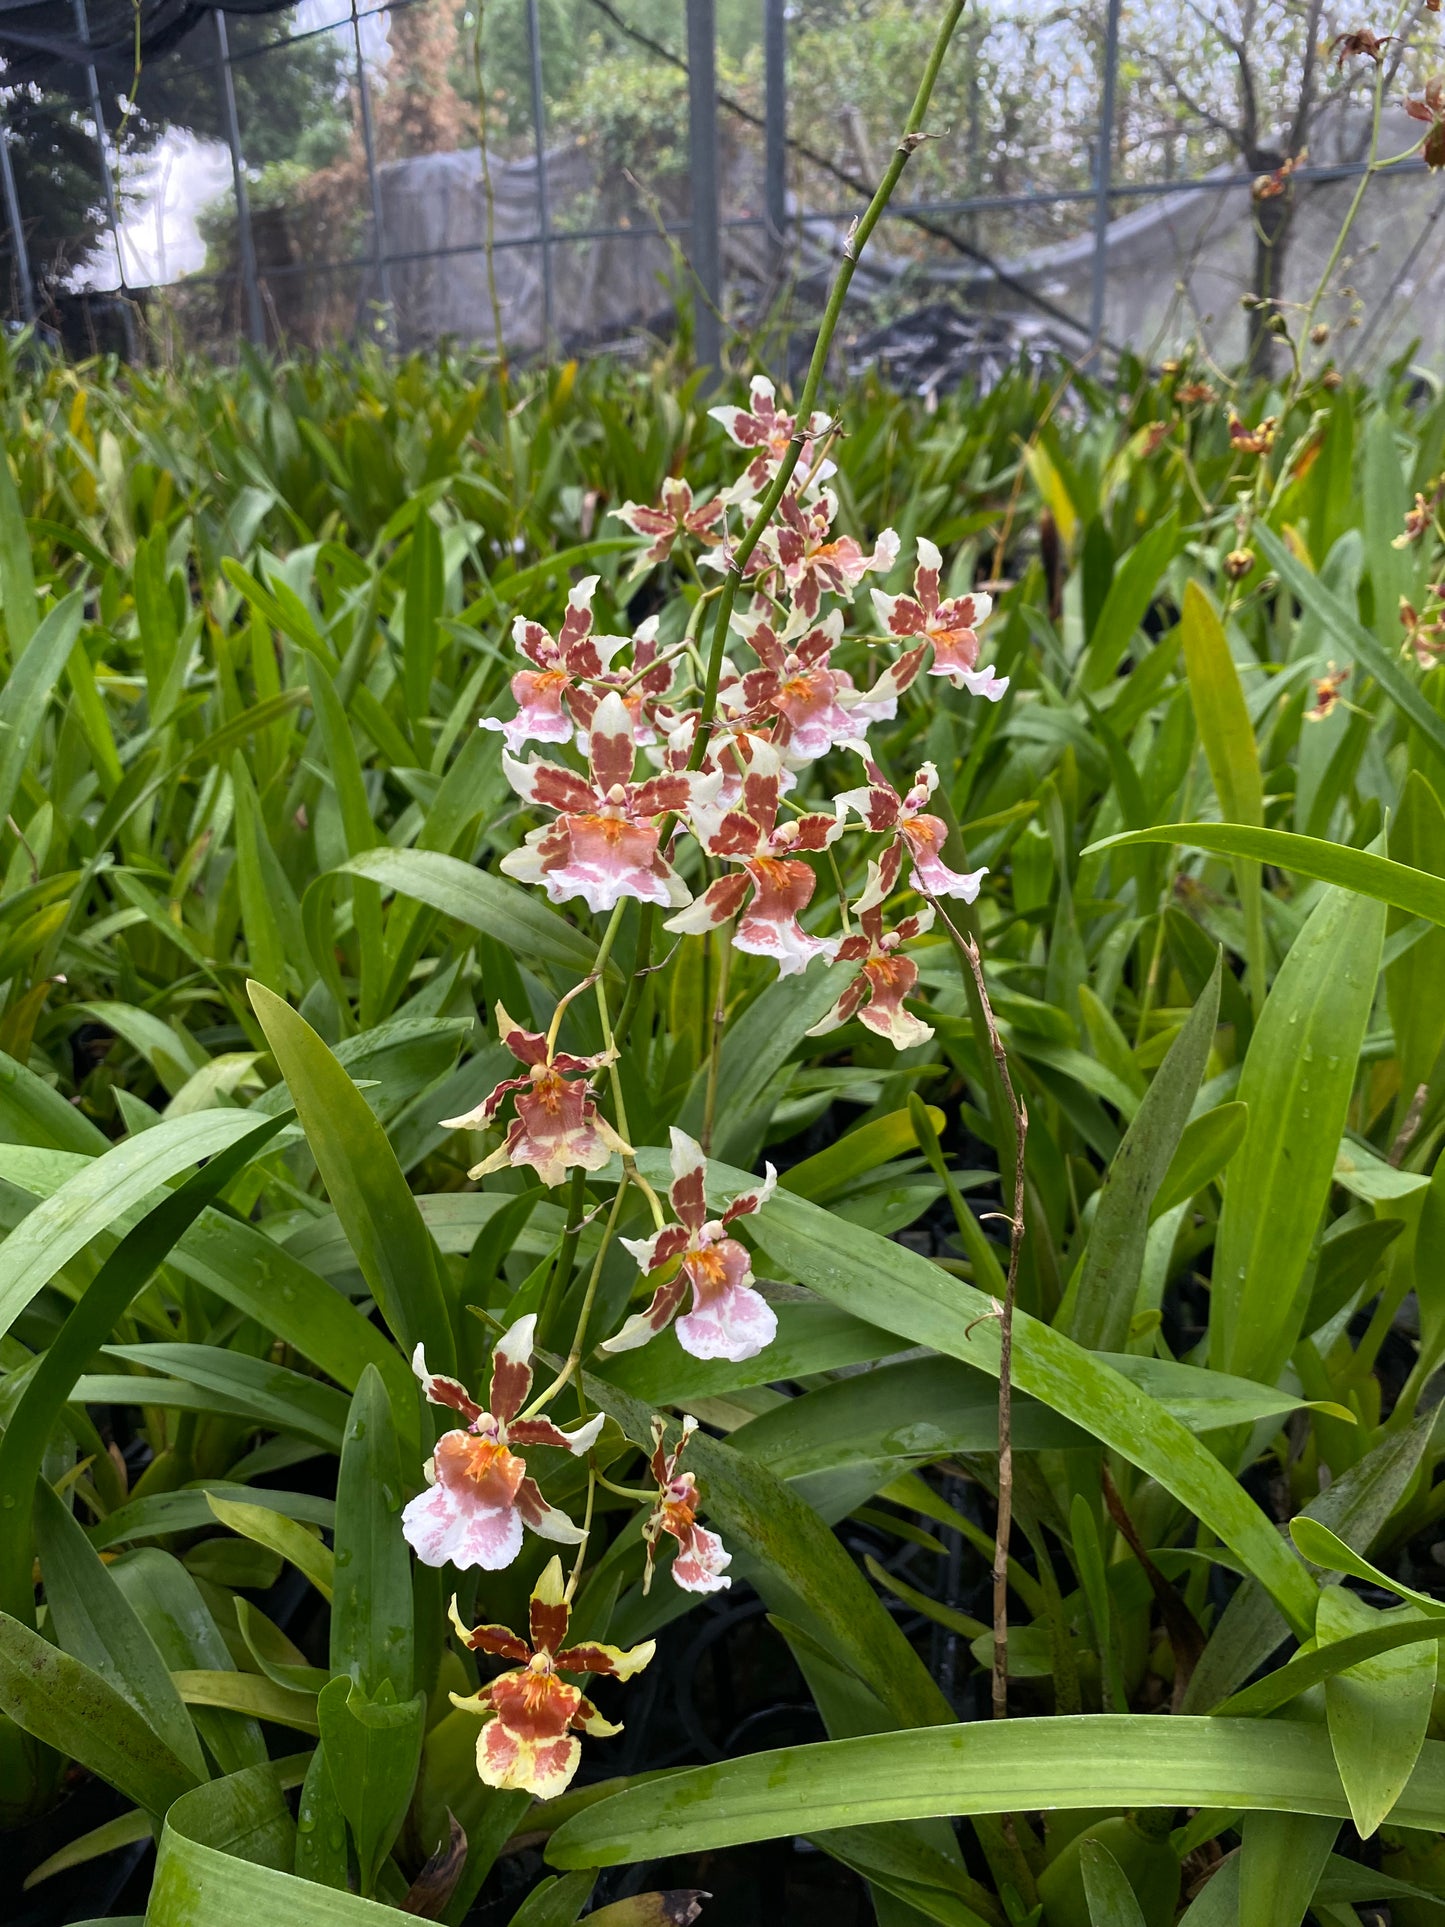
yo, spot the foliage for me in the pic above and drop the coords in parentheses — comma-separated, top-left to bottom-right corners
(6, 115, 1445, 1924)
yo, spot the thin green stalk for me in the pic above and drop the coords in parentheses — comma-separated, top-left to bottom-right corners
(522, 1175, 629, 1418)
(700, 921, 732, 1154)
(687, 0, 969, 770)
(612, 903, 656, 1053)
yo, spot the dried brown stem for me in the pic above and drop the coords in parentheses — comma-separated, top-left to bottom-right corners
(931, 895, 1027, 1721)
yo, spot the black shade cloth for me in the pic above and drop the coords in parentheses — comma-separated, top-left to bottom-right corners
(0, 2, 297, 82)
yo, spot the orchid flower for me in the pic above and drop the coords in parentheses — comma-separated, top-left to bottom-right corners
(601, 1128, 778, 1362)
(707, 374, 834, 498)
(612, 477, 726, 576)
(642, 1415, 732, 1594)
(732, 609, 861, 763)
(561, 616, 676, 749)
(870, 538, 1006, 697)
(447, 1556, 654, 1798)
(439, 1003, 630, 1187)
(808, 885, 935, 1049)
(481, 575, 624, 752)
(766, 488, 900, 622)
(401, 1317, 603, 1573)
(502, 690, 710, 913)
(838, 758, 987, 908)
(663, 766, 843, 975)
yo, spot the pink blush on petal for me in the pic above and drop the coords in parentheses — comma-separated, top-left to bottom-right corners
(401, 1482, 524, 1572)
(676, 1279, 778, 1361)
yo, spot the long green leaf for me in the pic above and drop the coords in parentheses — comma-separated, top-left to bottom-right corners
(0, 446, 39, 655)
(206, 1492, 336, 1600)
(581, 1369, 952, 1731)
(0, 1112, 288, 1623)
(330, 1364, 413, 1698)
(734, 1161, 1317, 1631)
(0, 1612, 199, 1816)
(546, 1716, 1445, 1868)
(1071, 957, 1219, 1350)
(33, 1482, 207, 1783)
(148, 1764, 401, 1923)
(1085, 821, 1445, 926)
(1179, 581, 1264, 1009)
(0, 590, 84, 831)
(1253, 521, 1445, 758)
(1210, 874, 1385, 1380)
(0, 1108, 275, 1343)
(248, 982, 454, 1369)
(339, 846, 602, 979)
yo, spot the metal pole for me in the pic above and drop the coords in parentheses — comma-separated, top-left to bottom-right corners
(524, 0, 554, 357)
(73, 0, 139, 360)
(350, 0, 394, 333)
(213, 10, 265, 346)
(763, 0, 786, 270)
(0, 106, 36, 326)
(1089, 0, 1122, 350)
(686, 0, 722, 374)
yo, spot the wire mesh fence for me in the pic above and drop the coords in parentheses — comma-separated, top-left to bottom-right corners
(1, 0, 1444, 384)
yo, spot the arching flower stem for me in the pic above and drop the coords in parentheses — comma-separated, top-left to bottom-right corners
(687, 0, 968, 773)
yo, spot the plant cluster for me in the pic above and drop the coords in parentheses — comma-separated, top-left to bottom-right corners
(9, 20, 1445, 1919)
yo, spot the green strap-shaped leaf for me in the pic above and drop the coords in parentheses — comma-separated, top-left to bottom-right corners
(173, 1670, 320, 1735)
(101, 1343, 350, 1450)
(206, 1492, 336, 1600)
(0, 590, 83, 828)
(0, 1111, 289, 1623)
(294, 1741, 349, 1889)
(1085, 821, 1445, 926)
(505, 1871, 600, 1927)
(1184, 1412, 1441, 1712)
(338, 846, 604, 980)
(1080, 511, 1181, 692)
(1180, 582, 1263, 827)
(112, 1550, 269, 1776)
(1386, 771, 1445, 1107)
(581, 1368, 953, 1732)
(1211, 874, 1385, 1381)
(316, 1676, 425, 1897)
(0, 1612, 199, 1817)
(403, 506, 444, 722)
(0, 446, 39, 655)
(732, 1160, 1317, 1632)
(249, 981, 454, 1370)
(1180, 581, 1265, 1009)
(1238, 1812, 1339, 1927)
(1319, 1587, 1436, 1839)
(1079, 1840, 1149, 1927)
(546, 1716, 1445, 1870)
(33, 1482, 208, 1783)
(147, 1764, 400, 1924)
(330, 1364, 414, 1698)
(1253, 521, 1445, 759)
(1070, 957, 1219, 1351)
(0, 1108, 277, 1343)
(1214, 1614, 1445, 1720)
(0, 1047, 109, 1153)
(1152, 1102, 1248, 1218)
(91, 1484, 334, 1551)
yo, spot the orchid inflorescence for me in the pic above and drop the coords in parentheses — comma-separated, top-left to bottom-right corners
(402, 377, 1004, 1798)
